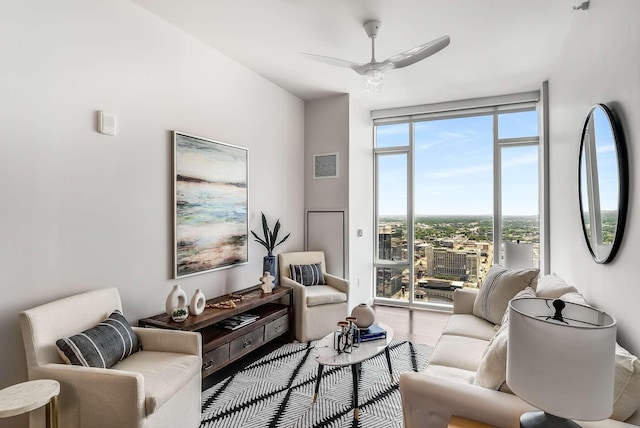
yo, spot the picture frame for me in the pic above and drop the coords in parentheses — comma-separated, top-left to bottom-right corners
(173, 131, 249, 278)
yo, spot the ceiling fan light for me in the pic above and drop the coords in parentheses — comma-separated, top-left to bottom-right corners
(365, 73, 383, 93)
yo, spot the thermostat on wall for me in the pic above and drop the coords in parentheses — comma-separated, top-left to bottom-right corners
(99, 111, 116, 136)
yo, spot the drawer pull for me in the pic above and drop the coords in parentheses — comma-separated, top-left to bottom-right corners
(243, 340, 252, 348)
(203, 361, 213, 370)
(274, 325, 282, 332)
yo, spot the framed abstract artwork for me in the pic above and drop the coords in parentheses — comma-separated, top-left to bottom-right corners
(173, 131, 248, 278)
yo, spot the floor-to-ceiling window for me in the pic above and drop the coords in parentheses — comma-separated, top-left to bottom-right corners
(373, 93, 542, 308)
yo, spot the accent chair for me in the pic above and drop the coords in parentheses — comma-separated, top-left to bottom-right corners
(278, 251, 349, 342)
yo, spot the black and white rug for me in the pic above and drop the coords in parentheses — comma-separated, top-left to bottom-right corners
(200, 339, 433, 428)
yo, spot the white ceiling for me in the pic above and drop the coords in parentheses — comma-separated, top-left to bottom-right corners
(131, 0, 581, 112)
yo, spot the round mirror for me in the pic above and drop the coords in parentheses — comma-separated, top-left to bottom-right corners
(578, 104, 628, 264)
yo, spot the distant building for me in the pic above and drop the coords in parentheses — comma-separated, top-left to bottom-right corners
(378, 225, 392, 260)
(424, 247, 481, 282)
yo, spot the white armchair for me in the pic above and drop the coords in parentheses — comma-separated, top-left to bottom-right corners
(278, 251, 349, 342)
(19, 287, 202, 428)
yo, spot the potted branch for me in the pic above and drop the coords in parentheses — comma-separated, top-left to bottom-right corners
(251, 212, 290, 288)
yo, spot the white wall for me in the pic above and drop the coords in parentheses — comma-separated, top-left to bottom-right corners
(0, 3, 304, 426)
(348, 98, 374, 307)
(304, 94, 374, 308)
(548, 0, 640, 354)
(304, 95, 350, 212)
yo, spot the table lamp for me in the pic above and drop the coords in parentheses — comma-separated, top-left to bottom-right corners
(507, 298, 616, 428)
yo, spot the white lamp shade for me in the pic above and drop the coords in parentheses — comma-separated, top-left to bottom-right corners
(507, 298, 616, 421)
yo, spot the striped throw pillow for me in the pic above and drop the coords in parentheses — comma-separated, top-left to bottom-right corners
(289, 263, 325, 286)
(472, 265, 539, 325)
(56, 310, 140, 368)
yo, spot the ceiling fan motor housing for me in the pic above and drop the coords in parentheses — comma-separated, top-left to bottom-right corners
(364, 20, 381, 38)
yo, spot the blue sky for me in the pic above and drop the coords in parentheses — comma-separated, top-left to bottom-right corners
(377, 111, 539, 216)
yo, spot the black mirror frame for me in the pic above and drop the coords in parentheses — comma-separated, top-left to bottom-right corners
(578, 103, 629, 264)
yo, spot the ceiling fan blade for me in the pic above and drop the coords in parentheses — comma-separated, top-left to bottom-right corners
(300, 53, 361, 70)
(385, 35, 450, 69)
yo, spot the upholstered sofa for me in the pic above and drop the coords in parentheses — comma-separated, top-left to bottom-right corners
(399, 270, 640, 428)
(20, 288, 202, 428)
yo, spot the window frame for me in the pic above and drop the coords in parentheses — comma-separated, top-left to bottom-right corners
(373, 93, 545, 310)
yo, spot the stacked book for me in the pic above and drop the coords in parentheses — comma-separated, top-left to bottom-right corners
(358, 324, 387, 342)
(216, 313, 259, 330)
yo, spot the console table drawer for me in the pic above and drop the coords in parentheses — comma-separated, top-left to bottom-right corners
(265, 315, 289, 342)
(202, 343, 230, 375)
(230, 327, 264, 359)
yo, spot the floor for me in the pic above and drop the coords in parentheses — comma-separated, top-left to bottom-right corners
(202, 305, 450, 390)
(372, 305, 451, 347)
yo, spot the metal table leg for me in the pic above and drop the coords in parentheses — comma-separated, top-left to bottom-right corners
(351, 362, 360, 420)
(313, 364, 324, 403)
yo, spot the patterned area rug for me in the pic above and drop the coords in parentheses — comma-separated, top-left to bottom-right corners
(200, 339, 433, 428)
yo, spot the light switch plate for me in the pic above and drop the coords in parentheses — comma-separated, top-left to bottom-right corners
(99, 111, 116, 136)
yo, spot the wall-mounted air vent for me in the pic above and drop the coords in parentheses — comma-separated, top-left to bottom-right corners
(313, 153, 339, 179)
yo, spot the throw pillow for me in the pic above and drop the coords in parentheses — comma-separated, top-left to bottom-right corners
(473, 265, 539, 325)
(499, 286, 537, 327)
(612, 343, 640, 421)
(536, 273, 578, 298)
(474, 322, 509, 390)
(289, 263, 325, 286)
(56, 310, 140, 368)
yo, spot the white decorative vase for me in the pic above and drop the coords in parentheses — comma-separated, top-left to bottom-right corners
(351, 303, 375, 329)
(166, 284, 188, 316)
(190, 289, 206, 315)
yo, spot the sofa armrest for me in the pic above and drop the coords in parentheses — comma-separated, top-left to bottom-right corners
(30, 363, 144, 428)
(453, 288, 478, 314)
(132, 327, 201, 356)
(323, 273, 349, 295)
(400, 371, 535, 428)
(399, 372, 636, 428)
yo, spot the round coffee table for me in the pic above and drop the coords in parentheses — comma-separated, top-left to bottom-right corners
(0, 379, 59, 428)
(313, 322, 394, 420)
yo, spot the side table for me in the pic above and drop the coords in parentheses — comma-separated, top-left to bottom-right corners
(0, 379, 59, 428)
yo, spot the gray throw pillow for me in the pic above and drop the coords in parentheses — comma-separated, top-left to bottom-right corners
(56, 310, 140, 368)
(473, 265, 539, 325)
(289, 263, 325, 286)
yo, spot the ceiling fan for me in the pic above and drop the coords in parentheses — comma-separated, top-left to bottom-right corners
(301, 20, 450, 92)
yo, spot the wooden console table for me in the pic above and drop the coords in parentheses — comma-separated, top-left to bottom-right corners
(138, 285, 292, 378)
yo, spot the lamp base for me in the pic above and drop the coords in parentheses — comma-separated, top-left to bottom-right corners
(520, 412, 581, 428)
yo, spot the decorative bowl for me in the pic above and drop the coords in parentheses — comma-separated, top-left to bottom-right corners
(171, 307, 189, 322)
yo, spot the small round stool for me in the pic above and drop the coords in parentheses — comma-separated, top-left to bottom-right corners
(0, 379, 59, 428)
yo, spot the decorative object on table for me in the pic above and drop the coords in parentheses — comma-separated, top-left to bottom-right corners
(165, 284, 188, 315)
(333, 320, 353, 354)
(206, 292, 246, 309)
(189, 288, 206, 315)
(251, 212, 290, 288)
(351, 303, 375, 329)
(507, 297, 616, 428)
(578, 103, 628, 264)
(171, 307, 189, 322)
(358, 324, 387, 342)
(346, 316, 360, 347)
(260, 271, 275, 294)
(173, 131, 248, 278)
(216, 313, 259, 330)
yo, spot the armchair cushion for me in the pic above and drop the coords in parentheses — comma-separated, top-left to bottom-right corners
(305, 285, 347, 307)
(56, 310, 140, 368)
(472, 265, 539, 325)
(289, 263, 325, 286)
(112, 350, 201, 415)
